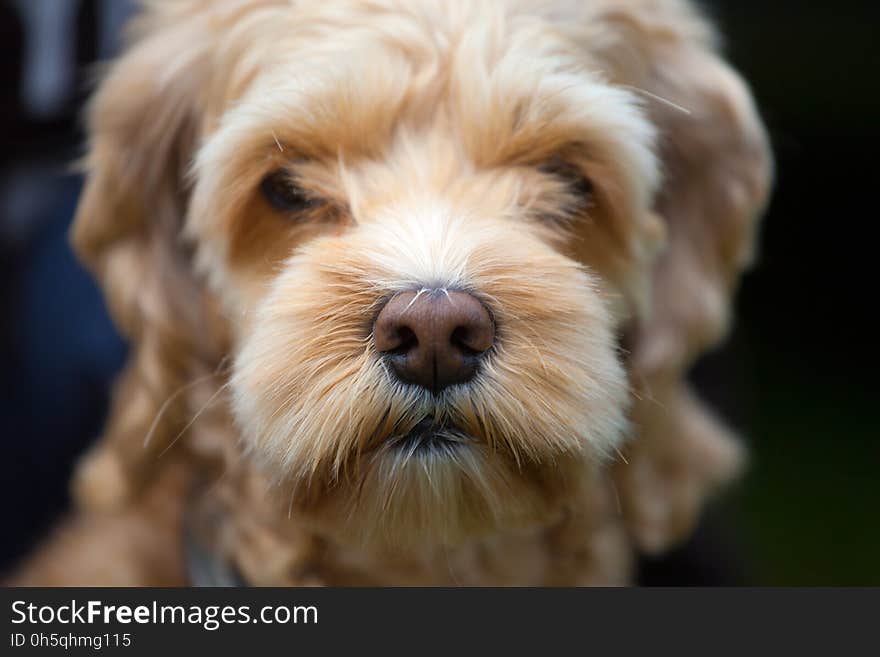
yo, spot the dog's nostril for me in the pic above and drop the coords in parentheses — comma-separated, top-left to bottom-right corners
(450, 323, 493, 356)
(388, 326, 418, 356)
(373, 290, 495, 394)
(451, 326, 472, 353)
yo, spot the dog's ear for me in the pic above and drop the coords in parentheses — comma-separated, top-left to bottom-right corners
(634, 44, 772, 380)
(72, 11, 212, 338)
(613, 32, 773, 552)
(70, 10, 227, 506)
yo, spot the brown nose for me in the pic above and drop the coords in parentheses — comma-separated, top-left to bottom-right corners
(373, 289, 494, 394)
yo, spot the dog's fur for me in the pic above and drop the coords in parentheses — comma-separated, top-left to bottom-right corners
(12, 0, 771, 586)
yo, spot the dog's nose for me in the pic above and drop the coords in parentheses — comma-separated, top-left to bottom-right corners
(373, 290, 494, 394)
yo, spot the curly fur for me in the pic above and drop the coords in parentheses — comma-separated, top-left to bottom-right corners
(11, 0, 772, 586)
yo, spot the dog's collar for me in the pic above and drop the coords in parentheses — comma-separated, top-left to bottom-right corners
(184, 524, 247, 587)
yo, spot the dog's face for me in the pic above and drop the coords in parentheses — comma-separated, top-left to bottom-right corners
(184, 6, 661, 547)
(74, 1, 770, 552)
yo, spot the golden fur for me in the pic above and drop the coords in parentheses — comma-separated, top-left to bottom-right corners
(11, 0, 771, 585)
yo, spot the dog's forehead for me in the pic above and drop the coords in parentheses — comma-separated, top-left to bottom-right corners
(208, 4, 652, 170)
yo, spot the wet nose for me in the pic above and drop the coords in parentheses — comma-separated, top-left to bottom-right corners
(373, 289, 495, 394)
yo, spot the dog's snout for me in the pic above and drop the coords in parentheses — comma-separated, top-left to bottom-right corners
(373, 290, 494, 394)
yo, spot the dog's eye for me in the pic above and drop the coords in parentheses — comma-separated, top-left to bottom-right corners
(260, 170, 313, 213)
(539, 159, 593, 199)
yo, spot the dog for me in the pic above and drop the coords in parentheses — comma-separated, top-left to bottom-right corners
(12, 0, 771, 586)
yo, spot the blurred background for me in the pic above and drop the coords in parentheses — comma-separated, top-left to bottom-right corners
(1, 0, 877, 585)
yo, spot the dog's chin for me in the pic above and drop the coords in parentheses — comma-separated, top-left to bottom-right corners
(281, 417, 587, 552)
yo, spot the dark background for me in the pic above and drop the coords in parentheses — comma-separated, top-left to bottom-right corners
(1, 0, 877, 585)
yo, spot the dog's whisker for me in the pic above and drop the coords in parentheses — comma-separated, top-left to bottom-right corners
(620, 84, 693, 115)
(142, 364, 230, 449)
(401, 287, 428, 315)
(157, 382, 231, 459)
(271, 130, 284, 152)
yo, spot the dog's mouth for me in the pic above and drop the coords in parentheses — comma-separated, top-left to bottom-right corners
(389, 415, 468, 454)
